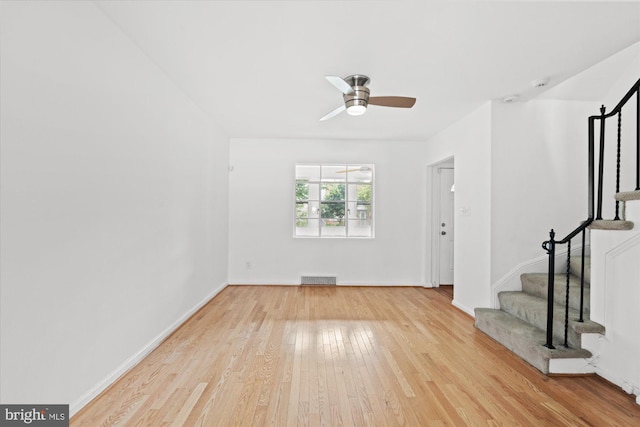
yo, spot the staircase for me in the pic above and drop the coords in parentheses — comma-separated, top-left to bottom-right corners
(475, 256, 605, 374)
(475, 77, 640, 375)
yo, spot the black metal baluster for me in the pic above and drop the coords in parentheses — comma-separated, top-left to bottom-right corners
(615, 111, 622, 220)
(579, 229, 586, 323)
(544, 229, 556, 349)
(564, 240, 571, 347)
(588, 117, 595, 219)
(596, 106, 607, 220)
(636, 88, 639, 191)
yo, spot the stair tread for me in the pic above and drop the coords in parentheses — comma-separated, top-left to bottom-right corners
(590, 220, 634, 230)
(615, 190, 640, 201)
(475, 308, 593, 374)
(499, 291, 604, 336)
(522, 272, 590, 286)
(520, 273, 591, 315)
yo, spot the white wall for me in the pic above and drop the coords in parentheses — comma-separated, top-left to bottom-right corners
(228, 138, 426, 286)
(599, 43, 640, 220)
(0, 1, 229, 413)
(490, 99, 599, 284)
(423, 103, 493, 314)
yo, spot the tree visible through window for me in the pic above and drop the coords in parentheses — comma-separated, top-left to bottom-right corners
(295, 164, 374, 237)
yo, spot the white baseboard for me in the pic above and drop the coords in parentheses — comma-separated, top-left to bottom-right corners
(337, 282, 425, 287)
(452, 299, 474, 317)
(548, 358, 596, 374)
(69, 281, 228, 417)
(229, 281, 299, 286)
(230, 281, 427, 287)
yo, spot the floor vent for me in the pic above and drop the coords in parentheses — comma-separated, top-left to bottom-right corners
(301, 276, 337, 285)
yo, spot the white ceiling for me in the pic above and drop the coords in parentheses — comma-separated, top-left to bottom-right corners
(95, 1, 640, 141)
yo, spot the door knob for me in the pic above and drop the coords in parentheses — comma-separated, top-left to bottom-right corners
(441, 231, 446, 235)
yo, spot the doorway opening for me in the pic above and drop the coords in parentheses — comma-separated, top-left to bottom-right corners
(429, 158, 454, 298)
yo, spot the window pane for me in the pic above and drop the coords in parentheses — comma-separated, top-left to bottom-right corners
(321, 183, 345, 201)
(308, 183, 320, 201)
(296, 219, 319, 236)
(296, 202, 308, 218)
(296, 165, 320, 181)
(296, 201, 320, 221)
(348, 183, 372, 202)
(357, 204, 372, 220)
(308, 201, 319, 218)
(347, 201, 372, 219)
(348, 219, 372, 237)
(347, 165, 373, 183)
(295, 181, 309, 201)
(321, 219, 346, 237)
(322, 165, 347, 182)
(321, 202, 345, 219)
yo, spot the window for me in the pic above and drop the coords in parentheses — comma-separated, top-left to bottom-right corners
(295, 164, 374, 238)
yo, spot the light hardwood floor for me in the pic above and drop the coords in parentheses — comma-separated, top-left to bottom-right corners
(72, 286, 640, 426)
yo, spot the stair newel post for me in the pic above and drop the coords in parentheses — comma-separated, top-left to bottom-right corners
(596, 105, 607, 220)
(579, 229, 586, 323)
(564, 240, 571, 347)
(544, 229, 556, 349)
(615, 111, 622, 220)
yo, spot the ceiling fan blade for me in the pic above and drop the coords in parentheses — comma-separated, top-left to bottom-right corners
(325, 75, 354, 95)
(319, 104, 346, 121)
(368, 96, 416, 108)
(337, 166, 372, 173)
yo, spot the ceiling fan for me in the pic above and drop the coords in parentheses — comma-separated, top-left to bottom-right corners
(320, 74, 416, 121)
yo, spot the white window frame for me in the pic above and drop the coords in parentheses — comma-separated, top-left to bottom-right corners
(294, 164, 374, 238)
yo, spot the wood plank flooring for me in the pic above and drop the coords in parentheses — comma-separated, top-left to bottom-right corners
(71, 285, 640, 426)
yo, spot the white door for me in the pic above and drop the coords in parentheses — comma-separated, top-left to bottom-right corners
(439, 168, 454, 285)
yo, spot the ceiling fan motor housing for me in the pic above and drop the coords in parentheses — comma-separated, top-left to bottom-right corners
(343, 86, 370, 109)
(343, 74, 371, 111)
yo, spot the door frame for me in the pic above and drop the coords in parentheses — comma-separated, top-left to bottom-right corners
(428, 158, 454, 288)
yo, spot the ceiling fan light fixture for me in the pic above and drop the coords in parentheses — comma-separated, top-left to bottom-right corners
(347, 104, 367, 116)
(344, 86, 369, 116)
